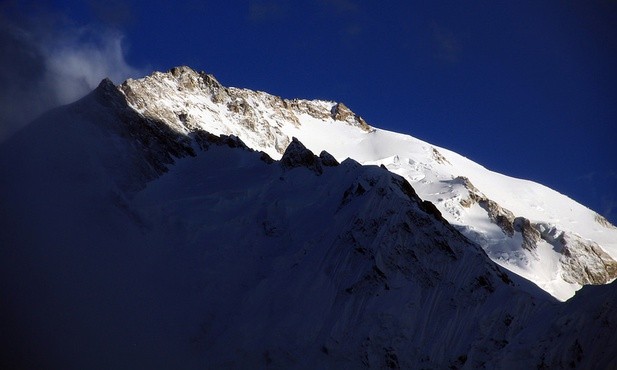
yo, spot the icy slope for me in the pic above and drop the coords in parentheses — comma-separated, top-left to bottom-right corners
(118, 66, 617, 300)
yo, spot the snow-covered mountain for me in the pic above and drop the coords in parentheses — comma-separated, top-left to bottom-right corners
(1, 67, 616, 368)
(118, 66, 617, 301)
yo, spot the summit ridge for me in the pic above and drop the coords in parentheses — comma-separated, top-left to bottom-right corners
(118, 66, 617, 301)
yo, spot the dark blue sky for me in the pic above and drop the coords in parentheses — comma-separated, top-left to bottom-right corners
(3, 0, 617, 222)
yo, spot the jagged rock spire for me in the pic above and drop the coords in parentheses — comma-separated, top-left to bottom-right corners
(280, 137, 339, 175)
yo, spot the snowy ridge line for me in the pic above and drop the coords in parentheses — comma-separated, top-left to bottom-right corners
(1, 75, 617, 368)
(117, 66, 617, 301)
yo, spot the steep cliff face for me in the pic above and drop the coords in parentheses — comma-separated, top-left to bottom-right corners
(115, 66, 617, 300)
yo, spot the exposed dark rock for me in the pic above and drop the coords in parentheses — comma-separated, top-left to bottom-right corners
(280, 137, 323, 175)
(319, 150, 339, 167)
(197, 70, 223, 89)
(169, 66, 223, 90)
(193, 130, 249, 151)
(285, 99, 331, 121)
(331, 102, 354, 121)
(558, 233, 617, 285)
(260, 151, 274, 164)
(455, 176, 481, 208)
(477, 198, 515, 237)
(595, 213, 617, 229)
(227, 98, 250, 115)
(454, 175, 617, 286)
(431, 147, 451, 165)
(455, 176, 516, 237)
(330, 102, 372, 131)
(220, 134, 249, 149)
(91, 78, 195, 192)
(513, 217, 542, 251)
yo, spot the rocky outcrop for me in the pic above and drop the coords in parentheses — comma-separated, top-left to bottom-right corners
(319, 150, 339, 167)
(595, 213, 617, 229)
(285, 99, 331, 121)
(280, 137, 339, 175)
(118, 66, 373, 158)
(513, 217, 542, 252)
(557, 233, 617, 285)
(457, 175, 617, 286)
(458, 176, 516, 238)
(431, 147, 451, 165)
(331, 102, 372, 132)
(92, 78, 196, 192)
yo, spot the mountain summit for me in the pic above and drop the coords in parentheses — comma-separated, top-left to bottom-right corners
(119, 66, 617, 301)
(1, 66, 616, 368)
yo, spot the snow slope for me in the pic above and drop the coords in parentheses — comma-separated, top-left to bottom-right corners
(1, 79, 616, 368)
(118, 66, 617, 301)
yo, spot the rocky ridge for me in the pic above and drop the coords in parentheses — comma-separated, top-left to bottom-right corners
(119, 66, 371, 158)
(456, 176, 617, 286)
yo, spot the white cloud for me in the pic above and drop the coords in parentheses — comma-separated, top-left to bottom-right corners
(41, 29, 143, 104)
(0, 11, 145, 142)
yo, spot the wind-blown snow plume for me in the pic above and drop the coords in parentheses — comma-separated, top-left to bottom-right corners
(0, 6, 144, 142)
(40, 28, 143, 104)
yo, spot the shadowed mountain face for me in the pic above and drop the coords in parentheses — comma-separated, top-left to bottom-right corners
(117, 66, 617, 301)
(1, 76, 616, 369)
